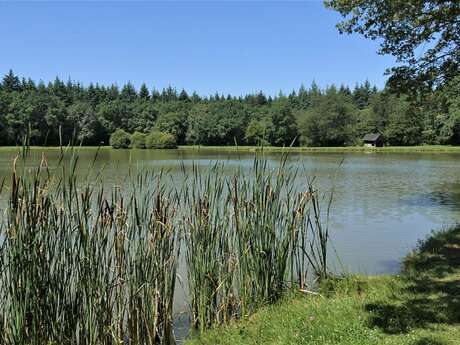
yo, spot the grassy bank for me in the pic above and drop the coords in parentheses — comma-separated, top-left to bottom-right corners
(0, 145, 460, 154)
(179, 145, 460, 153)
(186, 225, 460, 345)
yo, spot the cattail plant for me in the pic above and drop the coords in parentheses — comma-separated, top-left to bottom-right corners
(182, 163, 238, 332)
(0, 144, 333, 343)
(294, 177, 333, 287)
(183, 152, 332, 330)
(0, 148, 180, 345)
(231, 155, 309, 314)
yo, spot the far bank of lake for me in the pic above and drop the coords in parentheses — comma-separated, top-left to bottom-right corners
(2, 144, 460, 153)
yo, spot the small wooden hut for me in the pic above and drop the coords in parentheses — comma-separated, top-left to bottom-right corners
(363, 133, 383, 147)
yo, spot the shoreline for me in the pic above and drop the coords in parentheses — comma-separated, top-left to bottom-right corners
(179, 145, 460, 153)
(185, 225, 460, 345)
(0, 145, 460, 154)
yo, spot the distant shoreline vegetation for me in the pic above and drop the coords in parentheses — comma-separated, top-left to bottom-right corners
(1, 145, 460, 154)
(109, 129, 178, 149)
(1, 70, 459, 149)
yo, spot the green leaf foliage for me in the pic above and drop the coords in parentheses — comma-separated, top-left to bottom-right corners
(145, 131, 177, 149)
(130, 131, 146, 149)
(326, 0, 460, 89)
(109, 128, 131, 149)
(0, 70, 459, 148)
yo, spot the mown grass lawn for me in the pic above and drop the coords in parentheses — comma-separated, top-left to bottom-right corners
(179, 145, 460, 153)
(1, 145, 460, 153)
(186, 226, 460, 345)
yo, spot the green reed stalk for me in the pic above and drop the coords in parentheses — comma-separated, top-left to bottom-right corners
(0, 148, 180, 345)
(298, 178, 333, 281)
(183, 163, 237, 332)
(232, 154, 308, 313)
(183, 152, 331, 330)
(0, 144, 332, 341)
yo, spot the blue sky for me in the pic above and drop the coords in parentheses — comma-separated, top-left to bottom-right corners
(0, 1, 394, 96)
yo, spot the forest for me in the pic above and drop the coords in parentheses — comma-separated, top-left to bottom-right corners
(0, 69, 459, 147)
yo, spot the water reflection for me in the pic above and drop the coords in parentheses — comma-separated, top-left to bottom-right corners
(400, 190, 460, 210)
(0, 148, 458, 276)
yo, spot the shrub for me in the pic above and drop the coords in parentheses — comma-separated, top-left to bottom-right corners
(145, 131, 178, 149)
(130, 131, 146, 149)
(109, 129, 131, 149)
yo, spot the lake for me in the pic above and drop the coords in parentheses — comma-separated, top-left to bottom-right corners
(0, 147, 459, 339)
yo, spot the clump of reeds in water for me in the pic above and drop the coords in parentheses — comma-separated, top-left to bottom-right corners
(183, 152, 332, 331)
(182, 163, 238, 332)
(0, 148, 180, 345)
(0, 146, 332, 343)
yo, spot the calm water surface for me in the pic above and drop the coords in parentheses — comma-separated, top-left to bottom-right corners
(0, 148, 459, 339)
(0, 147, 459, 273)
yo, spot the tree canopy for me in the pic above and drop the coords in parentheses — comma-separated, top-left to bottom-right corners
(325, 0, 460, 91)
(0, 70, 459, 147)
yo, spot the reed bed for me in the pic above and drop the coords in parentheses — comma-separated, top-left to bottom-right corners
(182, 163, 238, 332)
(0, 149, 180, 345)
(0, 147, 332, 344)
(182, 154, 332, 331)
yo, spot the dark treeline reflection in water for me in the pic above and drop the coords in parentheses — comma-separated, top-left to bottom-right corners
(0, 147, 333, 345)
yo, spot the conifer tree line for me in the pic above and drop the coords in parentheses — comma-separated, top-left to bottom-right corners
(0, 69, 459, 147)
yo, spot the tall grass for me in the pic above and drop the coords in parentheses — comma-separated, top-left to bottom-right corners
(297, 177, 333, 282)
(0, 149, 180, 344)
(231, 156, 305, 313)
(183, 153, 332, 330)
(0, 147, 332, 343)
(183, 163, 237, 332)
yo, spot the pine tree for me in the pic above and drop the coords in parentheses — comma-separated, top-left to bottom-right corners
(22, 78, 37, 91)
(107, 84, 120, 101)
(121, 82, 137, 101)
(151, 88, 161, 102)
(179, 89, 189, 101)
(139, 83, 150, 100)
(1, 69, 21, 92)
(191, 91, 201, 103)
(255, 91, 267, 105)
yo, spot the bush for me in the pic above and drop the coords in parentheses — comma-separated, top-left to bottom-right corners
(130, 131, 146, 149)
(109, 129, 131, 149)
(145, 131, 177, 149)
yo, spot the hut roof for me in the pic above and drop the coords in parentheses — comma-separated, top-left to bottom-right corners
(363, 133, 381, 142)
